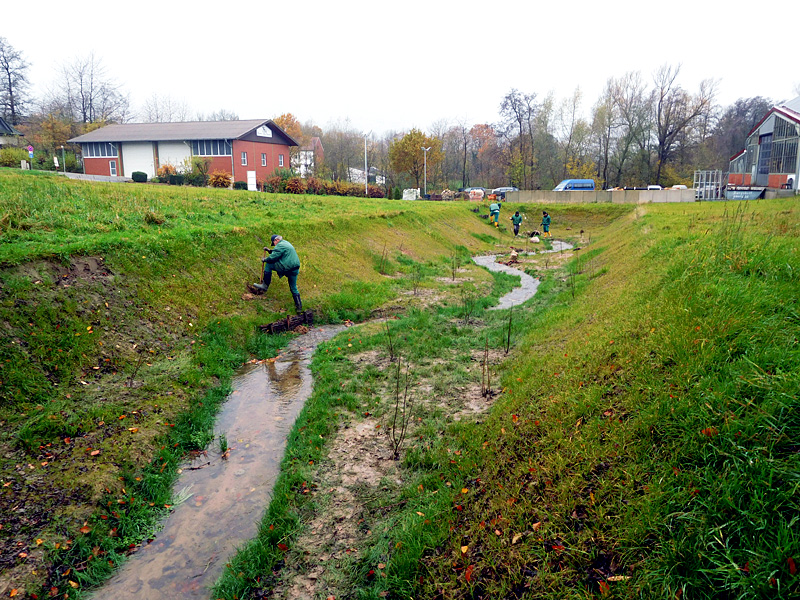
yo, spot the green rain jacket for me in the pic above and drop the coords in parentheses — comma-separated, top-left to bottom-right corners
(511, 214, 523, 225)
(264, 240, 301, 277)
(489, 203, 500, 214)
(541, 214, 551, 227)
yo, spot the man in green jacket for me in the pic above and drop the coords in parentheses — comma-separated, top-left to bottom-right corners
(541, 211, 552, 238)
(253, 234, 303, 313)
(510, 211, 524, 236)
(489, 202, 500, 228)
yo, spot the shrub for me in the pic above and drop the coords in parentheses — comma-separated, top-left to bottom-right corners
(305, 176, 325, 195)
(131, 171, 148, 183)
(167, 173, 184, 186)
(368, 184, 385, 198)
(233, 181, 247, 190)
(394, 187, 403, 199)
(0, 147, 27, 167)
(285, 177, 306, 194)
(184, 157, 210, 187)
(208, 170, 232, 188)
(157, 164, 177, 180)
(264, 176, 284, 193)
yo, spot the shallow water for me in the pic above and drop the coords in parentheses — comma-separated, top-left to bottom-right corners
(473, 240, 573, 310)
(92, 325, 345, 600)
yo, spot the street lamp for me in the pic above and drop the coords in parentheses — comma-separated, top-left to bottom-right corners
(364, 131, 372, 197)
(421, 146, 431, 197)
(61, 145, 66, 174)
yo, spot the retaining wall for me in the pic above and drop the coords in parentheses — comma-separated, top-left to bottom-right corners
(506, 189, 696, 204)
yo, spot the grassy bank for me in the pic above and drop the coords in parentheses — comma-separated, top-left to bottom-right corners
(1, 169, 547, 598)
(212, 198, 799, 599)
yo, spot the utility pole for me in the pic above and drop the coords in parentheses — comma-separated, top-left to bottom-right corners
(421, 146, 431, 197)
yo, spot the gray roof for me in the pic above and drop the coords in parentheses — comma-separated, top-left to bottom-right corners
(0, 116, 22, 136)
(780, 95, 800, 118)
(69, 119, 297, 144)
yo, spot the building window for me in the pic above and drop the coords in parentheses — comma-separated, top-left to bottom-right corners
(261, 153, 267, 167)
(191, 140, 232, 156)
(279, 154, 284, 167)
(109, 160, 117, 176)
(241, 151, 247, 166)
(83, 142, 118, 158)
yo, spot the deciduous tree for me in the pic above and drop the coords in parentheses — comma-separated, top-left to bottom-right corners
(0, 37, 30, 125)
(55, 52, 130, 125)
(388, 129, 442, 190)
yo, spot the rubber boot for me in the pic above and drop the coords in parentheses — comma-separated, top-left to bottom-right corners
(252, 282, 269, 292)
(292, 293, 303, 314)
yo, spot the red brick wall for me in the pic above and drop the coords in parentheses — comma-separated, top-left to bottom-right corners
(231, 140, 290, 184)
(728, 174, 753, 186)
(768, 174, 788, 188)
(84, 157, 118, 176)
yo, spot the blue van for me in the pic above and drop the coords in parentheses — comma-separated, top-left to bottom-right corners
(553, 179, 595, 191)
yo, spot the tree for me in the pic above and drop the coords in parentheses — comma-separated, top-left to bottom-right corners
(140, 94, 191, 122)
(652, 64, 715, 185)
(273, 113, 308, 162)
(388, 129, 443, 190)
(0, 37, 30, 125)
(499, 89, 538, 188)
(54, 52, 130, 125)
(196, 109, 239, 121)
(709, 96, 772, 169)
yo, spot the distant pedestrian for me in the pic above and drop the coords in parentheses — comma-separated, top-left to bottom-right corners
(541, 211, 551, 238)
(489, 202, 500, 228)
(510, 211, 524, 236)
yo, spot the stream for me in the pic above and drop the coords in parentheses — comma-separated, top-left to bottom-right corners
(92, 325, 345, 599)
(92, 242, 571, 598)
(473, 240, 573, 310)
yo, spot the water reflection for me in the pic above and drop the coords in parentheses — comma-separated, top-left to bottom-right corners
(92, 326, 345, 600)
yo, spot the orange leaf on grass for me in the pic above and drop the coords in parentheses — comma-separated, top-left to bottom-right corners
(90, 450, 100, 456)
(789, 557, 797, 575)
(79, 524, 91, 534)
(598, 580, 610, 595)
(277, 543, 288, 552)
(465, 564, 474, 583)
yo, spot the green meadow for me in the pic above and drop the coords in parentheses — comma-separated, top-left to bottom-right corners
(1, 169, 798, 599)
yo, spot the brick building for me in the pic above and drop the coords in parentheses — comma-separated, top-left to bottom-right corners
(68, 119, 298, 182)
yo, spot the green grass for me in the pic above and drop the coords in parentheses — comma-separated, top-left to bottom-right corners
(212, 198, 799, 599)
(6, 170, 631, 597)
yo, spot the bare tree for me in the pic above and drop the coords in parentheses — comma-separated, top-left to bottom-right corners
(197, 109, 239, 121)
(140, 94, 191, 122)
(608, 72, 652, 186)
(57, 52, 130, 124)
(652, 64, 716, 185)
(0, 37, 30, 125)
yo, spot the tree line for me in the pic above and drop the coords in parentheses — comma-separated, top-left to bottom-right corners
(0, 37, 782, 190)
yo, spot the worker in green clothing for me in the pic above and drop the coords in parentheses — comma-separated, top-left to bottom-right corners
(541, 211, 552, 238)
(489, 201, 500, 227)
(510, 211, 524, 236)
(252, 234, 303, 313)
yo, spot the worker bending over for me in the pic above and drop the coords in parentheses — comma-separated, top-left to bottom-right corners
(253, 234, 303, 313)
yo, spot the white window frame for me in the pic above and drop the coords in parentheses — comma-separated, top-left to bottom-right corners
(279, 154, 284, 167)
(241, 151, 248, 166)
(109, 160, 117, 176)
(261, 153, 267, 167)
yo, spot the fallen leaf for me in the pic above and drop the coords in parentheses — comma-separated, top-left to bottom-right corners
(277, 543, 288, 552)
(128, 427, 139, 433)
(461, 488, 469, 494)
(461, 545, 469, 554)
(378, 563, 385, 569)
(79, 524, 91, 534)
(10, 590, 19, 597)
(90, 450, 100, 456)
(789, 557, 797, 576)
(69, 581, 79, 588)
(465, 564, 474, 583)
(416, 511, 425, 517)
(532, 522, 541, 530)
(512, 533, 522, 544)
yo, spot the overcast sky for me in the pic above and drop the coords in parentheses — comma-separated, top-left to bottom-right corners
(5, 0, 798, 136)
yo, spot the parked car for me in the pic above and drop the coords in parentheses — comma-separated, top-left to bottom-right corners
(554, 179, 595, 191)
(669, 184, 688, 190)
(491, 186, 519, 199)
(647, 184, 662, 190)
